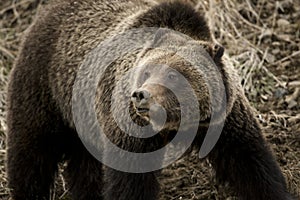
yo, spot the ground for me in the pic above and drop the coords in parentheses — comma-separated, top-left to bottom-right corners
(0, 0, 299, 199)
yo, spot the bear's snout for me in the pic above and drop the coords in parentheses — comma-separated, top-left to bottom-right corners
(131, 89, 150, 103)
(131, 89, 151, 114)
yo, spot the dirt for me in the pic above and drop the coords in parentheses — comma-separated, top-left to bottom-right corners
(0, 0, 299, 199)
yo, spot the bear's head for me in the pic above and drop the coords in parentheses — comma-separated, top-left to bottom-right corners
(129, 28, 227, 133)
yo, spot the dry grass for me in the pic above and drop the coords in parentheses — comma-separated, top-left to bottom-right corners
(0, 0, 299, 199)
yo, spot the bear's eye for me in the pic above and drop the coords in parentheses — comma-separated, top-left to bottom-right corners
(142, 71, 150, 81)
(167, 71, 178, 81)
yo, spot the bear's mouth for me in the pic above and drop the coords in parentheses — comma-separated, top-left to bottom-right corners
(136, 107, 150, 113)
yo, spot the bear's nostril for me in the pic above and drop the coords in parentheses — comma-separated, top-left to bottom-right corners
(131, 90, 150, 103)
(138, 92, 144, 100)
(131, 91, 138, 98)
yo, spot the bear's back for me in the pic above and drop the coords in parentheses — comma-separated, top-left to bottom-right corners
(12, 0, 213, 126)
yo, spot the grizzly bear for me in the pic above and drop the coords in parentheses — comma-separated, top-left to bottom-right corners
(6, 0, 295, 200)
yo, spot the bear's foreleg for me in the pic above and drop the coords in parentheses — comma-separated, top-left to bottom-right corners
(6, 102, 63, 199)
(102, 136, 164, 200)
(208, 98, 295, 200)
(104, 168, 160, 200)
(64, 142, 104, 200)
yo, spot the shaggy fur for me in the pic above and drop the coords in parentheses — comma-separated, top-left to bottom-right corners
(6, 0, 295, 200)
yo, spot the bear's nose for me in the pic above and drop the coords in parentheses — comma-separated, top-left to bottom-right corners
(131, 89, 150, 104)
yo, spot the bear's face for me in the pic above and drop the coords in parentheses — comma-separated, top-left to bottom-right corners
(130, 53, 211, 132)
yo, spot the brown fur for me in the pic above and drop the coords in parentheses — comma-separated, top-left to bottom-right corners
(6, 0, 296, 200)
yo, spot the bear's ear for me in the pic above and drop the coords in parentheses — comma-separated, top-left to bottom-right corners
(151, 28, 188, 48)
(152, 28, 171, 47)
(202, 43, 224, 62)
(153, 28, 170, 45)
(212, 44, 224, 61)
